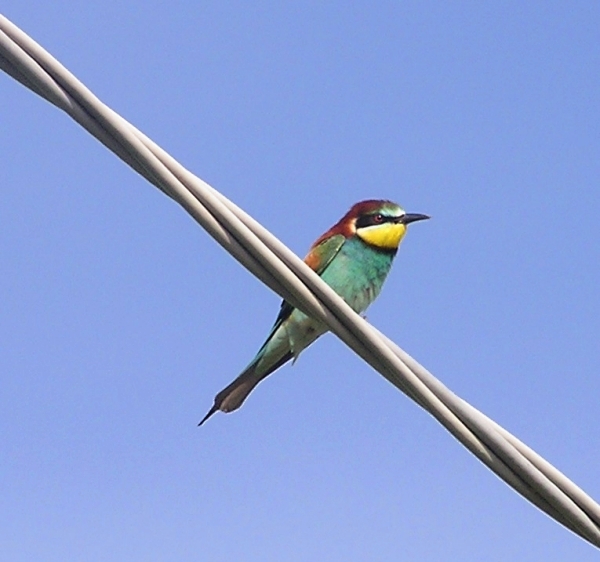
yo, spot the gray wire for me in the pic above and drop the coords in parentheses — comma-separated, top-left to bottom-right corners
(1, 13, 599, 548)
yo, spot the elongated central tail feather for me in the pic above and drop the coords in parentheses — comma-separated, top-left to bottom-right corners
(198, 349, 293, 426)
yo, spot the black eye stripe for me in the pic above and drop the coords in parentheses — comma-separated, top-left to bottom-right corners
(356, 214, 399, 228)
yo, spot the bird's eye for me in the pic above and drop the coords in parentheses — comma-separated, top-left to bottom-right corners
(373, 213, 384, 224)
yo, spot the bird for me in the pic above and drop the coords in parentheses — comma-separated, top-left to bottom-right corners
(199, 199, 429, 425)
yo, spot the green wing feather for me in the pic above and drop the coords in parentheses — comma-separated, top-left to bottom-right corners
(269, 234, 347, 330)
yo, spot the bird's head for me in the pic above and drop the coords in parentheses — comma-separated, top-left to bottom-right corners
(318, 200, 429, 252)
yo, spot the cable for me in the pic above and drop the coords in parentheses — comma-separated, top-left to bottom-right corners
(1, 13, 599, 548)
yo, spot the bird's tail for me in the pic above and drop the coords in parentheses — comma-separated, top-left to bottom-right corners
(198, 348, 293, 426)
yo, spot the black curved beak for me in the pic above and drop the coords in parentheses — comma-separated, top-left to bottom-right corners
(398, 213, 430, 225)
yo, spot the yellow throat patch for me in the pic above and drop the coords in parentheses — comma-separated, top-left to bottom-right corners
(356, 223, 407, 250)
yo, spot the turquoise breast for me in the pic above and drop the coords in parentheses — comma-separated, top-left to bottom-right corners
(320, 236, 396, 314)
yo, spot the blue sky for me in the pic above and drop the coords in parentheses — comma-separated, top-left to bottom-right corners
(1, 2, 599, 560)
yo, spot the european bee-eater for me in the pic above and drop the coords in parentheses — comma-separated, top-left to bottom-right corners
(199, 199, 429, 425)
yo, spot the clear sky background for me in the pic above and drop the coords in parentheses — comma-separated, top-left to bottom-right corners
(1, 2, 599, 560)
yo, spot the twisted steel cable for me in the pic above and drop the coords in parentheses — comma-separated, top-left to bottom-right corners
(1, 13, 599, 548)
